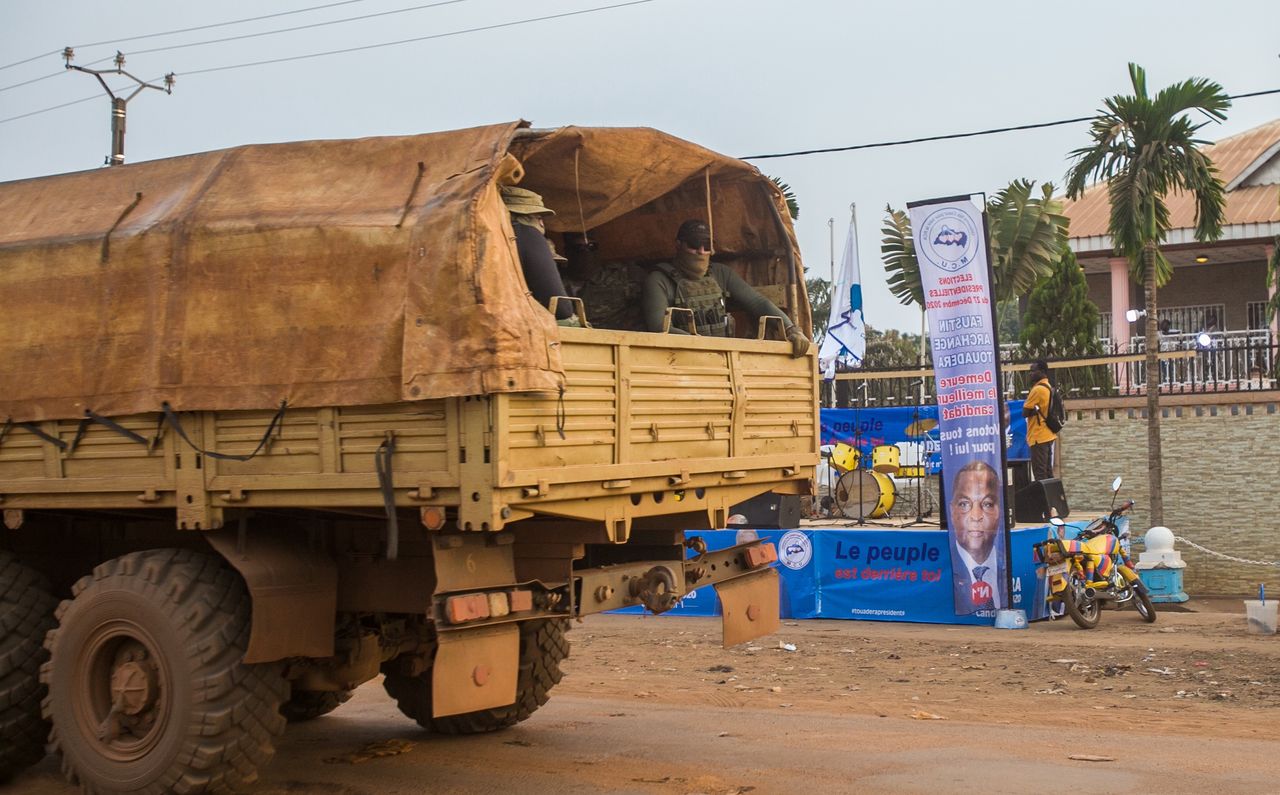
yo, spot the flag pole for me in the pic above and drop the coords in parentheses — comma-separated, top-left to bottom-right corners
(827, 217, 835, 287)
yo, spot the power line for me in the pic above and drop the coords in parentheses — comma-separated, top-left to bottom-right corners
(179, 0, 655, 77)
(0, 0, 372, 74)
(0, 50, 61, 74)
(0, 0, 470, 94)
(0, 92, 101, 125)
(117, 0, 470, 60)
(0, 1, 656, 126)
(740, 88, 1280, 161)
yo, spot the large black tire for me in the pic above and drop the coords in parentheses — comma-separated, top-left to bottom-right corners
(1062, 576, 1101, 630)
(280, 688, 353, 722)
(0, 552, 58, 782)
(42, 549, 289, 794)
(384, 618, 569, 734)
(1131, 581, 1158, 623)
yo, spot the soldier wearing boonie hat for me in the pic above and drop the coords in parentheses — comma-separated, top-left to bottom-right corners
(500, 185, 574, 322)
(641, 218, 811, 358)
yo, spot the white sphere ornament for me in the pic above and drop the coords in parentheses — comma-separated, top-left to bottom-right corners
(1144, 525, 1175, 552)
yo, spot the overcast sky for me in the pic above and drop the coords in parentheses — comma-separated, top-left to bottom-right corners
(3, 0, 1278, 332)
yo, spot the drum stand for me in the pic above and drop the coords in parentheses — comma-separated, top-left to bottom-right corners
(839, 381, 870, 524)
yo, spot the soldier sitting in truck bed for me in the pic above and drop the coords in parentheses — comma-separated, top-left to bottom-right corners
(561, 231, 646, 331)
(501, 185, 576, 324)
(642, 219, 810, 357)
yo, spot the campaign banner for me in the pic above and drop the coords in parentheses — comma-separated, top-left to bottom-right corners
(614, 527, 1053, 626)
(818, 404, 1031, 472)
(817, 528, 1048, 624)
(610, 529, 818, 619)
(908, 196, 1008, 617)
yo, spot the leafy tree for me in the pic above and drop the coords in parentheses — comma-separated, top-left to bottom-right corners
(880, 179, 1068, 308)
(1019, 250, 1112, 396)
(807, 276, 832, 345)
(1064, 62, 1229, 526)
(770, 176, 799, 221)
(864, 326, 925, 370)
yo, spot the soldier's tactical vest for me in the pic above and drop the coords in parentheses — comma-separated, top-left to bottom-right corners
(578, 263, 644, 331)
(656, 264, 731, 337)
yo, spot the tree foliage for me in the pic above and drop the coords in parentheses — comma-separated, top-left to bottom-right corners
(770, 176, 800, 221)
(1019, 250, 1112, 396)
(806, 276, 832, 345)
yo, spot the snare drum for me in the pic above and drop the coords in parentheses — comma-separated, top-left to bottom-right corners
(871, 445, 901, 474)
(834, 470, 896, 519)
(896, 465, 926, 478)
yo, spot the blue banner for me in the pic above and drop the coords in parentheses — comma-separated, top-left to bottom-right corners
(616, 527, 1056, 625)
(910, 196, 1008, 617)
(819, 404, 1030, 471)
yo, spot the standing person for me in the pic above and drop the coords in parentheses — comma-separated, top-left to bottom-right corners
(642, 219, 810, 357)
(948, 460, 1005, 613)
(1022, 360, 1058, 481)
(500, 185, 574, 323)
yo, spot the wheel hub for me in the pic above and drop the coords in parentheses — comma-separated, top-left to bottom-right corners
(110, 657, 156, 716)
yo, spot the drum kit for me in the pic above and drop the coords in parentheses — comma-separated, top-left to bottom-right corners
(829, 418, 940, 522)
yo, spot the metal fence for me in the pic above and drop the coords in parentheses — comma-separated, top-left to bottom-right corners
(825, 330, 1278, 408)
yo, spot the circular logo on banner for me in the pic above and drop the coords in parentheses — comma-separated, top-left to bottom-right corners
(777, 530, 812, 570)
(918, 206, 980, 273)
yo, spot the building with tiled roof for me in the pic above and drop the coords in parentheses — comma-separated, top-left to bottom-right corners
(1062, 118, 1280, 352)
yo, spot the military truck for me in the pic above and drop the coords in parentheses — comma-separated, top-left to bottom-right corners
(0, 121, 816, 792)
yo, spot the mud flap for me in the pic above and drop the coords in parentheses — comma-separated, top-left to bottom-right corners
(715, 568, 780, 649)
(432, 623, 519, 717)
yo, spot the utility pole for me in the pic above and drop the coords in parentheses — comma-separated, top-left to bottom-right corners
(63, 48, 174, 166)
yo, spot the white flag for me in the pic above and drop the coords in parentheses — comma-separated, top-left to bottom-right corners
(818, 209, 866, 379)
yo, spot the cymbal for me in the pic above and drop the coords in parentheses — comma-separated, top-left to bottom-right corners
(904, 418, 938, 436)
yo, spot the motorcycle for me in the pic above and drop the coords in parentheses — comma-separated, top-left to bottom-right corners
(1033, 476, 1157, 629)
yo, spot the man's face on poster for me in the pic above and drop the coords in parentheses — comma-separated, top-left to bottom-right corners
(950, 467, 1000, 561)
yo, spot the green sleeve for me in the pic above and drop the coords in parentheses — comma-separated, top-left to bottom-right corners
(713, 262, 793, 332)
(641, 268, 690, 334)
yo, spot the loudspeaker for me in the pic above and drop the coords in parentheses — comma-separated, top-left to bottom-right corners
(1014, 478, 1069, 523)
(730, 492, 802, 529)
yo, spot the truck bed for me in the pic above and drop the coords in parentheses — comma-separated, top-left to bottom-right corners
(0, 328, 816, 538)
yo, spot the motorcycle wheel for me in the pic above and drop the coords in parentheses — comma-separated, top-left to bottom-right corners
(1062, 578, 1101, 629)
(1132, 582, 1157, 623)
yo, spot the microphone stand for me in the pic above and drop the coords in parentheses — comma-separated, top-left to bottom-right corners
(907, 379, 924, 524)
(853, 382, 869, 525)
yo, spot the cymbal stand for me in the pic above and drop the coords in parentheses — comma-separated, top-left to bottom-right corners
(853, 382, 868, 524)
(908, 379, 924, 523)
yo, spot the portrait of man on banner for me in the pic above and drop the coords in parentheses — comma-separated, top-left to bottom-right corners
(907, 196, 1009, 616)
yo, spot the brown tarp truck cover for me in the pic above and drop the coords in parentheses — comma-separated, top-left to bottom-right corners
(0, 121, 805, 423)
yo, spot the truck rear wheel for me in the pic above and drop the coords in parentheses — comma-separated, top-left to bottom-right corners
(384, 618, 569, 734)
(280, 688, 353, 722)
(42, 549, 289, 794)
(0, 552, 58, 782)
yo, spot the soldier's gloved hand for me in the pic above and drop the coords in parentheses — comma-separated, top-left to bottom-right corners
(785, 326, 811, 358)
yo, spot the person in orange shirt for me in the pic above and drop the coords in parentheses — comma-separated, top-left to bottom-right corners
(1022, 360, 1058, 480)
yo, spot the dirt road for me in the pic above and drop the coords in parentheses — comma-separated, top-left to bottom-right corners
(13, 599, 1279, 794)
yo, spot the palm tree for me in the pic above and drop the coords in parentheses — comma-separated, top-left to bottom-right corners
(1064, 62, 1230, 526)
